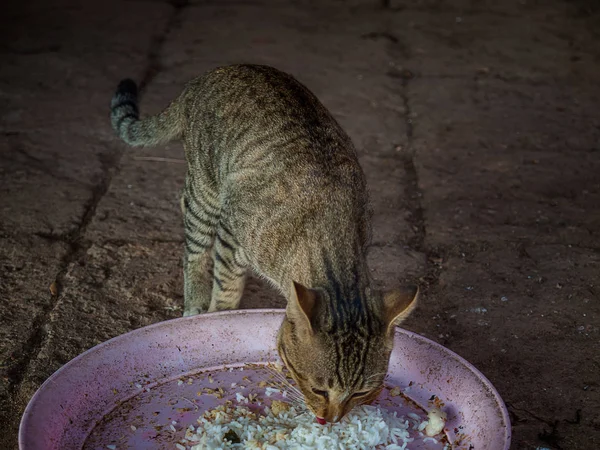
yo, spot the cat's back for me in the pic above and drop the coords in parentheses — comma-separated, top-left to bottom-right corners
(187, 64, 353, 157)
(194, 64, 332, 122)
(184, 64, 365, 199)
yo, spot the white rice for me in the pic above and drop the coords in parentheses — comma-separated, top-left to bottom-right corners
(424, 408, 447, 437)
(186, 402, 423, 449)
(264, 387, 281, 397)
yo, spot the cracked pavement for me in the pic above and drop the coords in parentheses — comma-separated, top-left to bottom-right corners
(1, 0, 599, 448)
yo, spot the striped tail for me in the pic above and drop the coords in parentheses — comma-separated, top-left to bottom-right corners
(110, 79, 183, 147)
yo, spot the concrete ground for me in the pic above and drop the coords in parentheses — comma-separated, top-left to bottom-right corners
(1, 0, 599, 448)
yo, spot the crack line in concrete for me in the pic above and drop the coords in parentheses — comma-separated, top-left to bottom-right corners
(398, 77, 425, 250)
(139, 0, 189, 93)
(392, 56, 442, 289)
(6, 0, 191, 401)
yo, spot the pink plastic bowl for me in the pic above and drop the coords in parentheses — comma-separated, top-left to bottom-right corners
(19, 309, 511, 449)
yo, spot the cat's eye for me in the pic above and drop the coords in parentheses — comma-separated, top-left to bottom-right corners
(311, 388, 328, 399)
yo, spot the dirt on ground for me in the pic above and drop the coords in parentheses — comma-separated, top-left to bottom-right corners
(1, 0, 599, 449)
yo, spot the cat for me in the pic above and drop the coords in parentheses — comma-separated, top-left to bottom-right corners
(110, 64, 418, 423)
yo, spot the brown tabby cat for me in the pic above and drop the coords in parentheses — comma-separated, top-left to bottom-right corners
(110, 64, 418, 423)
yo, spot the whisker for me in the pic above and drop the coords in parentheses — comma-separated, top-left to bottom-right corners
(283, 387, 305, 402)
(289, 398, 307, 410)
(254, 363, 307, 408)
(263, 368, 304, 398)
(274, 391, 306, 409)
(363, 372, 387, 383)
(364, 372, 387, 380)
(286, 393, 306, 404)
(264, 364, 293, 380)
(276, 387, 305, 403)
(279, 381, 304, 397)
(278, 388, 305, 402)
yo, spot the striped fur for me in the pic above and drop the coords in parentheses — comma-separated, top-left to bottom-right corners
(110, 65, 418, 422)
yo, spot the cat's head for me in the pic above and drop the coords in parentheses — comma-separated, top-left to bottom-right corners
(277, 281, 418, 423)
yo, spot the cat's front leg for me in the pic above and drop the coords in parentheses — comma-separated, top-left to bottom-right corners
(181, 181, 219, 316)
(183, 250, 213, 316)
(207, 227, 248, 312)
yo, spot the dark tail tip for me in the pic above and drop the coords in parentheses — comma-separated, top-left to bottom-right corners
(116, 78, 138, 98)
(111, 78, 140, 137)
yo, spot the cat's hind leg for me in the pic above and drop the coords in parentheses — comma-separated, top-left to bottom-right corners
(182, 178, 220, 316)
(208, 224, 248, 312)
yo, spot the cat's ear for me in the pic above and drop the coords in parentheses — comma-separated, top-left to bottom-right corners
(382, 285, 419, 331)
(287, 281, 319, 333)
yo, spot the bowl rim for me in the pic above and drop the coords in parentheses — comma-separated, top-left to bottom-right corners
(19, 308, 511, 449)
